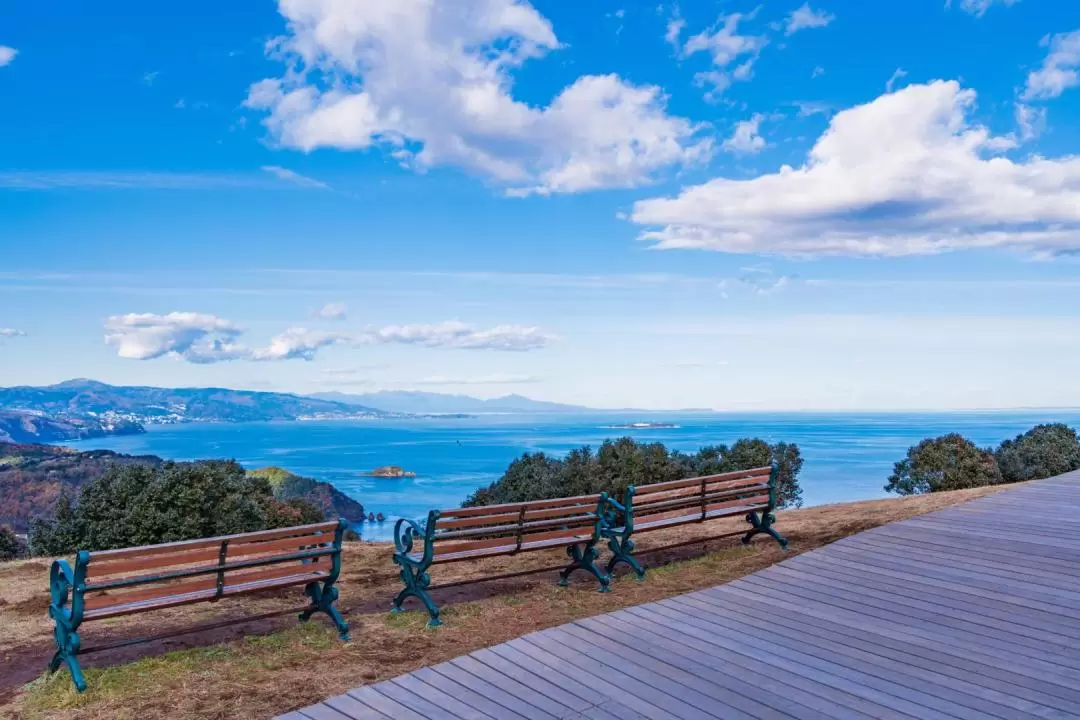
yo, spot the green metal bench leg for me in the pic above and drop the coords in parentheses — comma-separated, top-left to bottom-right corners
(742, 510, 789, 550)
(605, 535, 646, 580)
(558, 542, 611, 592)
(301, 581, 351, 641)
(390, 567, 441, 628)
(48, 622, 86, 692)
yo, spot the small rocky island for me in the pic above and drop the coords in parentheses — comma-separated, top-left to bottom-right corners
(365, 465, 417, 478)
(604, 422, 678, 429)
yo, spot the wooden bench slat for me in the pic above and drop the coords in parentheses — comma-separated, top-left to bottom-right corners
(634, 470, 770, 497)
(87, 521, 341, 563)
(435, 512, 598, 542)
(435, 494, 602, 519)
(633, 484, 770, 516)
(84, 560, 328, 611)
(83, 568, 328, 620)
(86, 531, 337, 580)
(635, 468, 773, 496)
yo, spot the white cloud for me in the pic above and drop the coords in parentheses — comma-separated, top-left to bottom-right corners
(412, 374, 540, 385)
(952, 0, 1020, 18)
(106, 313, 552, 363)
(0, 46, 17, 68)
(886, 67, 908, 93)
(1022, 29, 1080, 101)
(784, 4, 834, 35)
(680, 12, 767, 99)
(142, 71, 159, 86)
(364, 321, 552, 351)
(631, 80, 1080, 257)
(316, 302, 348, 320)
(722, 114, 767, 154)
(0, 328, 26, 337)
(260, 165, 330, 189)
(664, 16, 686, 49)
(104, 312, 248, 364)
(252, 328, 349, 361)
(811, 66, 825, 79)
(793, 100, 830, 117)
(245, 0, 709, 195)
(1015, 102, 1046, 141)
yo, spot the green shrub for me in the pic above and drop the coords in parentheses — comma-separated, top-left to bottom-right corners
(995, 423, 1080, 484)
(885, 433, 1002, 495)
(465, 436, 803, 509)
(0, 524, 19, 561)
(28, 460, 323, 555)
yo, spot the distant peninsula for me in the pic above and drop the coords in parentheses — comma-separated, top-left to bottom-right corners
(0, 379, 396, 442)
(365, 465, 416, 478)
(0, 442, 367, 533)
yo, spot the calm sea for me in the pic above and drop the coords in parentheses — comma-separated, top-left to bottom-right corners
(68, 411, 1080, 541)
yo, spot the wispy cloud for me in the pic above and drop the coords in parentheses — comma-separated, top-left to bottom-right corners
(0, 328, 26, 337)
(1022, 29, 1080, 101)
(886, 67, 908, 92)
(0, 46, 17, 68)
(142, 71, 159, 86)
(783, 3, 834, 35)
(411, 374, 541, 386)
(315, 302, 348, 320)
(260, 165, 330, 190)
(0, 170, 332, 191)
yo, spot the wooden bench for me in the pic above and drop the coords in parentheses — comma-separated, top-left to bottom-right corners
(47, 519, 350, 692)
(392, 493, 609, 627)
(601, 464, 788, 579)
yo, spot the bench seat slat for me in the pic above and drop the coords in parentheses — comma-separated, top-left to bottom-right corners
(435, 512, 598, 542)
(87, 521, 340, 563)
(634, 467, 770, 494)
(83, 568, 329, 620)
(434, 493, 602, 519)
(86, 532, 337, 580)
(83, 560, 329, 611)
(609, 499, 771, 534)
(632, 484, 770, 515)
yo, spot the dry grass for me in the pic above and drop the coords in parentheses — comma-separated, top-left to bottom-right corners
(0, 485, 1007, 720)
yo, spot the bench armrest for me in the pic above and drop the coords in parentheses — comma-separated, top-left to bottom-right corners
(599, 487, 635, 536)
(50, 552, 89, 627)
(393, 512, 437, 569)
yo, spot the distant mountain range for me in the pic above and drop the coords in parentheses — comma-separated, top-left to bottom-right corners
(0, 379, 391, 441)
(310, 390, 599, 414)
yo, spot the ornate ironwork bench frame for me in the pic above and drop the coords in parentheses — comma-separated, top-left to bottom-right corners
(392, 494, 610, 628)
(48, 519, 351, 692)
(601, 463, 788, 580)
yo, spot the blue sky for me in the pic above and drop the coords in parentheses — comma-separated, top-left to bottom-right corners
(2, 0, 1080, 410)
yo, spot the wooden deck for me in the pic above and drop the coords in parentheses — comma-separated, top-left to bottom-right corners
(282, 471, 1080, 719)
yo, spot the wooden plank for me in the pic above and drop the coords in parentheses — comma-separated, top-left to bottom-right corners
(390, 674, 493, 720)
(361, 683, 457, 720)
(428, 662, 557, 720)
(561, 621, 832, 720)
(582, 614, 883, 720)
(340, 687, 425, 720)
(298, 703, 360, 720)
(435, 494, 601, 519)
(470, 647, 597, 714)
(451, 656, 572, 719)
(88, 520, 338, 562)
(412, 666, 532, 720)
(520, 632, 726, 720)
(689, 589, 1080, 716)
(667, 594, 1047, 720)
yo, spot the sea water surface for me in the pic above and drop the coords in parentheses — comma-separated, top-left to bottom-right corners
(69, 411, 1080, 541)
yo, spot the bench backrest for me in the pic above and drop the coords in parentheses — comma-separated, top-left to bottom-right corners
(65, 520, 346, 621)
(622, 465, 774, 531)
(418, 494, 605, 562)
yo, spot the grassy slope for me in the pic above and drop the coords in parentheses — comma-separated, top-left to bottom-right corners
(0, 485, 1007, 720)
